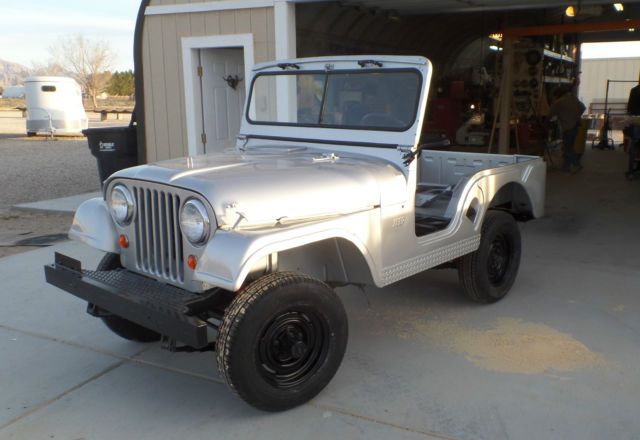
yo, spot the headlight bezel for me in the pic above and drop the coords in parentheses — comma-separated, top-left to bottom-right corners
(109, 184, 135, 226)
(180, 198, 211, 246)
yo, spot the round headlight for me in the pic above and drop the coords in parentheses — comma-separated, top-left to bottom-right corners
(110, 185, 134, 225)
(180, 199, 210, 245)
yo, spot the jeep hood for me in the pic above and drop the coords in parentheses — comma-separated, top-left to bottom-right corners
(110, 147, 408, 228)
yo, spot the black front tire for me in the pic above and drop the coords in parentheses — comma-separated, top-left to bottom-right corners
(458, 210, 521, 303)
(96, 253, 161, 342)
(217, 272, 348, 411)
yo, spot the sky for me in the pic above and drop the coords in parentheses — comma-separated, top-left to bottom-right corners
(1, 0, 139, 71)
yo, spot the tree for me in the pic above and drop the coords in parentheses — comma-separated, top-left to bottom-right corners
(107, 70, 135, 96)
(30, 61, 66, 76)
(50, 35, 115, 108)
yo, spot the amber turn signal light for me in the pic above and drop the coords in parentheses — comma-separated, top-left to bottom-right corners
(119, 234, 129, 248)
(187, 255, 197, 270)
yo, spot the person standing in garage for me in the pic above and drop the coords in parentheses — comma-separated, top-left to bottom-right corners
(626, 76, 640, 179)
(549, 86, 586, 173)
(628, 79, 640, 116)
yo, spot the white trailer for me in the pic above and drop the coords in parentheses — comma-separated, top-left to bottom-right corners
(24, 76, 88, 136)
(1, 86, 25, 99)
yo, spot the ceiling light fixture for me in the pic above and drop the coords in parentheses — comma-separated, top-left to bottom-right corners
(614, 3, 624, 12)
(566, 5, 576, 17)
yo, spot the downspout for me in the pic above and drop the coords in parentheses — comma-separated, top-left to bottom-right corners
(134, 0, 152, 165)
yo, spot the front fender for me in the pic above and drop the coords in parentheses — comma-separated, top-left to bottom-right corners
(194, 211, 380, 291)
(68, 198, 119, 254)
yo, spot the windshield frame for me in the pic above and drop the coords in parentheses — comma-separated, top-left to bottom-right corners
(245, 68, 423, 133)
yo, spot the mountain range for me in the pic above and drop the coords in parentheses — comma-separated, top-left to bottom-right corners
(0, 59, 30, 89)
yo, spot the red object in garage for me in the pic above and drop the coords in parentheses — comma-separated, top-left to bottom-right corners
(431, 97, 462, 143)
(450, 81, 465, 100)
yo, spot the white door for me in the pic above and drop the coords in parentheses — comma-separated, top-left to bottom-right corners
(197, 48, 245, 153)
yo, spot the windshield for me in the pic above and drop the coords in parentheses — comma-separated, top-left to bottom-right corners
(247, 70, 422, 131)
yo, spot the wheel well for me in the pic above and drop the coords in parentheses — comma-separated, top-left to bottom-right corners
(489, 182, 534, 221)
(273, 237, 374, 287)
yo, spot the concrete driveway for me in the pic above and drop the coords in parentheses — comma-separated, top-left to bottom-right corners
(0, 148, 639, 440)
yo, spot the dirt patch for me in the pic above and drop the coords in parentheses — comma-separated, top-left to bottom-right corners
(0, 98, 26, 110)
(362, 306, 606, 376)
(402, 316, 605, 375)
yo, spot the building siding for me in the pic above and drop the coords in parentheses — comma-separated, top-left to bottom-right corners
(579, 58, 640, 114)
(143, 0, 276, 161)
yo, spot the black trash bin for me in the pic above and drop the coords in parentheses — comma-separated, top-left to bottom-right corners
(83, 124, 138, 187)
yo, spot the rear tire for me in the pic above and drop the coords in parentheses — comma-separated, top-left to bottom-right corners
(96, 253, 161, 342)
(217, 272, 348, 411)
(458, 210, 521, 303)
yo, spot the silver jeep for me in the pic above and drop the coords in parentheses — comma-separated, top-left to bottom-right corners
(46, 56, 546, 411)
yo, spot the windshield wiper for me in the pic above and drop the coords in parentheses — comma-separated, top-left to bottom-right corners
(278, 63, 300, 70)
(357, 60, 383, 68)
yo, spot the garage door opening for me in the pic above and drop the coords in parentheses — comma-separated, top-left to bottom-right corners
(294, 2, 639, 158)
(579, 40, 640, 150)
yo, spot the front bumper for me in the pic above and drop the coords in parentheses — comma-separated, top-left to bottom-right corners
(44, 253, 209, 348)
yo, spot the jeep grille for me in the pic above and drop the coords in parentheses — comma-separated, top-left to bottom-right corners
(132, 186, 184, 282)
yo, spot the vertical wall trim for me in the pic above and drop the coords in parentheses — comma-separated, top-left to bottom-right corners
(181, 34, 255, 156)
(274, 1, 296, 122)
(274, 0, 296, 60)
(498, 35, 514, 155)
(134, 0, 152, 165)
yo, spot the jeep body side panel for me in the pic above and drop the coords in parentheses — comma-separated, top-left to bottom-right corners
(65, 55, 545, 293)
(377, 154, 545, 285)
(194, 153, 544, 290)
(417, 150, 545, 218)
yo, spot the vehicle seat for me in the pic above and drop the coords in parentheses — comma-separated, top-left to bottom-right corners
(414, 176, 471, 235)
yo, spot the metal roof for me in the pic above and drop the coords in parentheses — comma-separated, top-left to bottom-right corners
(296, 1, 639, 77)
(331, 0, 640, 15)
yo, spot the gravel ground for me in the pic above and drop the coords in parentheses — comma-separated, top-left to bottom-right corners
(0, 110, 129, 257)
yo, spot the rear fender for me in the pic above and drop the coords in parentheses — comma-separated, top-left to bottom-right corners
(485, 159, 546, 220)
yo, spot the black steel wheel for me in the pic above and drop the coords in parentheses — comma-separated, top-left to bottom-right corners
(458, 210, 521, 303)
(487, 233, 510, 284)
(258, 310, 328, 388)
(96, 253, 161, 342)
(217, 272, 348, 411)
